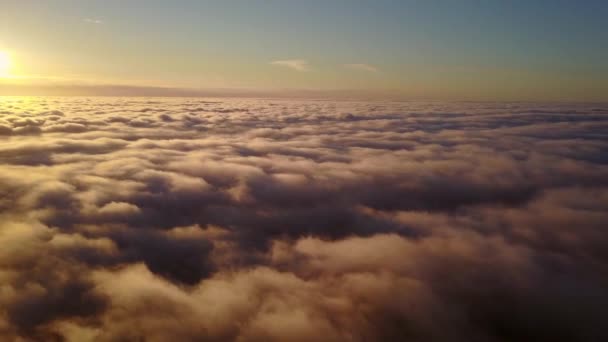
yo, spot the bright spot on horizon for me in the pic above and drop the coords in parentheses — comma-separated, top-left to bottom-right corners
(0, 51, 12, 77)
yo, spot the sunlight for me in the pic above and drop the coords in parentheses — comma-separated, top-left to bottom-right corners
(0, 51, 12, 77)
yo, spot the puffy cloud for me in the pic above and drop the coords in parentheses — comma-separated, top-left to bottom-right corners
(44, 123, 88, 133)
(97, 201, 141, 217)
(0, 97, 606, 340)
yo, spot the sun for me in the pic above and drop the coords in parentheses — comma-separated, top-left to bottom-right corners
(0, 51, 12, 77)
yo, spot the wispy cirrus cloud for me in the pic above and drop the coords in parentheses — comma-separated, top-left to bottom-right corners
(271, 59, 310, 71)
(344, 63, 379, 72)
(84, 18, 103, 24)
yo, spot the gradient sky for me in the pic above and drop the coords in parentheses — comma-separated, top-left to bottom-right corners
(1, 0, 607, 100)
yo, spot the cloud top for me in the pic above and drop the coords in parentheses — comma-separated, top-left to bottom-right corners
(0, 97, 606, 341)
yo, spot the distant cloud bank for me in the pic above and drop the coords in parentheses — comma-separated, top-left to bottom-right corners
(0, 98, 607, 340)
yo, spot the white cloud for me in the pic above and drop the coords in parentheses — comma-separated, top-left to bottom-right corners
(344, 63, 379, 72)
(84, 18, 103, 24)
(271, 59, 310, 71)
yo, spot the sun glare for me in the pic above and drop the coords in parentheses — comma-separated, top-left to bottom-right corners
(0, 51, 12, 77)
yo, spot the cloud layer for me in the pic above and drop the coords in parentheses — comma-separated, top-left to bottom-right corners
(0, 97, 607, 341)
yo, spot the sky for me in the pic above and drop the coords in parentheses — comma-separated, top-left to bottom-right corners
(1, 0, 607, 100)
